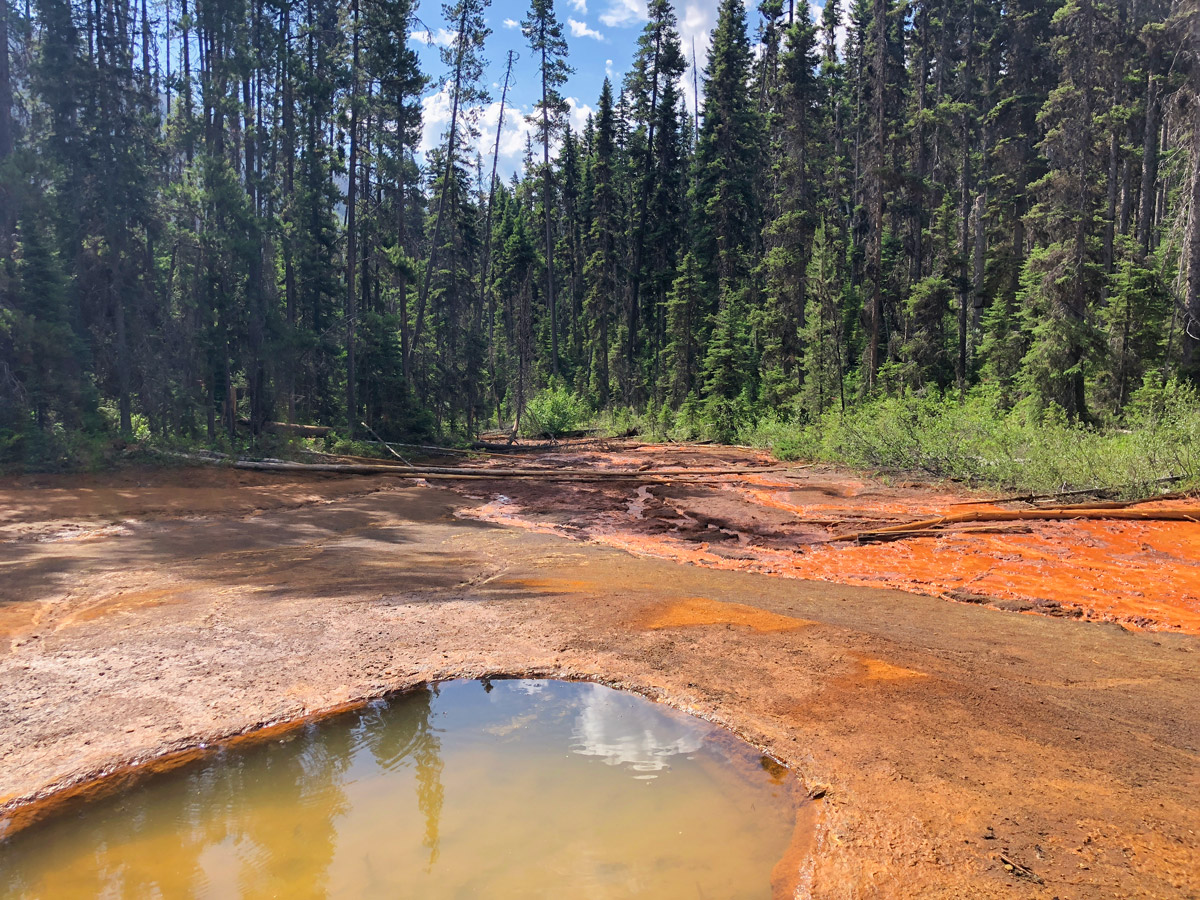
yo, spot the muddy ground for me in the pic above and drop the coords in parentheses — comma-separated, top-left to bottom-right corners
(0, 447, 1197, 898)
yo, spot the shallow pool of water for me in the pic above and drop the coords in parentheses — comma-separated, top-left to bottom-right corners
(0, 679, 801, 898)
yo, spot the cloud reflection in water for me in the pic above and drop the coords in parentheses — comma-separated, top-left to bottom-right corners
(570, 683, 704, 776)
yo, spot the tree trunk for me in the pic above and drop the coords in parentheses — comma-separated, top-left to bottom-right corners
(541, 37, 559, 377)
(1183, 99, 1200, 380)
(1137, 42, 1161, 255)
(956, 0, 975, 396)
(345, 0, 359, 435)
(0, 0, 13, 253)
(482, 52, 515, 394)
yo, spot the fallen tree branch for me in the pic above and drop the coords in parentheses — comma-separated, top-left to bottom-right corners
(358, 439, 477, 456)
(359, 422, 414, 468)
(237, 420, 332, 438)
(173, 454, 793, 482)
(846, 524, 1034, 542)
(832, 506, 1200, 542)
(950, 475, 1189, 507)
(470, 440, 559, 453)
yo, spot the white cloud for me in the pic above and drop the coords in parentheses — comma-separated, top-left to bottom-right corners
(503, 17, 520, 28)
(605, 58, 615, 78)
(599, 0, 646, 27)
(678, 1, 717, 115)
(568, 17, 606, 39)
(481, 98, 538, 160)
(422, 87, 594, 172)
(410, 27, 457, 46)
(567, 97, 594, 132)
(809, 0, 848, 52)
(419, 84, 455, 156)
(569, 0, 587, 11)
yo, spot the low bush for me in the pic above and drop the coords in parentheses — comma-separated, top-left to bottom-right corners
(740, 380, 1200, 498)
(521, 382, 589, 438)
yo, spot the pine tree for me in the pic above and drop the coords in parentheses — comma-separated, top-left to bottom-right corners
(624, 0, 687, 402)
(692, 0, 762, 293)
(758, 10, 822, 407)
(798, 220, 847, 417)
(584, 79, 618, 406)
(665, 251, 705, 402)
(523, 0, 572, 377)
(1015, 0, 1119, 419)
(408, 0, 490, 375)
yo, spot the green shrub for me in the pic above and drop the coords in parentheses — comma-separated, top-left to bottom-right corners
(739, 386, 1200, 499)
(521, 382, 589, 438)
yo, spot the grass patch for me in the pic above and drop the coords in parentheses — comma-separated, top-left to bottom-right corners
(741, 380, 1200, 499)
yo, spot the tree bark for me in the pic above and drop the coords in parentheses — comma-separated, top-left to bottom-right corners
(1183, 99, 1200, 379)
(1137, 42, 1161, 255)
(345, 0, 359, 435)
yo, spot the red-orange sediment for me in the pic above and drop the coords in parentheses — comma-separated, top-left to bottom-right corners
(455, 444, 1200, 634)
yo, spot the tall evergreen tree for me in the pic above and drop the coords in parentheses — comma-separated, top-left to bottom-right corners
(523, 0, 572, 377)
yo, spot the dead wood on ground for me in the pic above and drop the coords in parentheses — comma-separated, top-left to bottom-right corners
(832, 507, 1200, 542)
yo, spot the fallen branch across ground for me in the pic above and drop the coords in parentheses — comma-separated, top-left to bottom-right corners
(950, 475, 1189, 507)
(831, 506, 1200, 542)
(173, 453, 793, 482)
(359, 422, 414, 468)
(848, 524, 1035, 542)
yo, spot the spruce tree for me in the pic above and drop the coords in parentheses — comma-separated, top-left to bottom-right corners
(523, 0, 572, 377)
(584, 80, 619, 406)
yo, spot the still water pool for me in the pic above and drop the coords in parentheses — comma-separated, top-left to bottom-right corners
(0, 679, 800, 898)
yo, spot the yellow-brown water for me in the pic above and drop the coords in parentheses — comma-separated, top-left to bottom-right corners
(0, 680, 800, 898)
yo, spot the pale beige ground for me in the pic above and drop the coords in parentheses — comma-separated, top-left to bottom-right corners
(0, 459, 1196, 899)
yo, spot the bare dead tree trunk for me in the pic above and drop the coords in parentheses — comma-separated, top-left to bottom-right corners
(345, 0, 360, 435)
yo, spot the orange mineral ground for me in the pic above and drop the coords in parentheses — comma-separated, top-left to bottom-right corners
(456, 443, 1200, 634)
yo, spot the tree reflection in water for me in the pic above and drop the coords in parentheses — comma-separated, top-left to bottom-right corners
(0, 680, 797, 899)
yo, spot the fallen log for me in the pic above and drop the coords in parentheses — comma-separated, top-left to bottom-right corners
(359, 422, 414, 467)
(216, 457, 794, 481)
(258, 421, 332, 438)
(470, 440, 558, 453)
(302, 450, 412, 466)
(359, 439, 477, 456)
(950, 475, 1189, 507)
(832, 506, 1200, 542)
(1030, 491, 1194, 512)
(847, 524, 1034, 542)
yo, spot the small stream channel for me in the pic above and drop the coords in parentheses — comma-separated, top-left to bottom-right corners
(0, 679, 801, 898)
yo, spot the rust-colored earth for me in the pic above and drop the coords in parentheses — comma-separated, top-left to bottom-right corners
(0, 446, 1197, 899)
(458, 443, 1200, 633)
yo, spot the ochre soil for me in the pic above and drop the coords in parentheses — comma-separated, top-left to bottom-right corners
(0, 448, 1197, 899)
(460, 443, 1200, 634)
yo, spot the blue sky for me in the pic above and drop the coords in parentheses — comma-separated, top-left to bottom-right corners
(409, 0, 833, 178)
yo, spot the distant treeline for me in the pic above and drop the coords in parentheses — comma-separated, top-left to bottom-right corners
(1, 0, 1199, 461)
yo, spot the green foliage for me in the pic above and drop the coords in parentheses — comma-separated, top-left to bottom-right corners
(742, 387, 1200, 498)
(521, 380, 588, 437)
(3, 0, 1195, 474)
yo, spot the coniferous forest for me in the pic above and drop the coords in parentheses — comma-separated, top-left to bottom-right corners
(2, 0, 1200, 471)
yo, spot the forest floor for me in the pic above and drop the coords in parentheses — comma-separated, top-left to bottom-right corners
(0, 444, 1197, 898)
